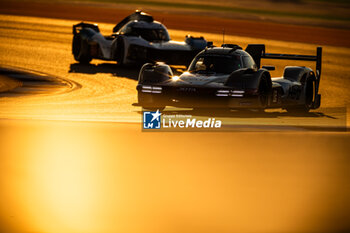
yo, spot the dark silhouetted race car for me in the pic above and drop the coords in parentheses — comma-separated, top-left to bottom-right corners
(72, 10, 208, 66)
(135, 44, 322, 113)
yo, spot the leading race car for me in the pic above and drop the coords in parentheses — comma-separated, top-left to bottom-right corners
(135, 44, 322, 113)
(72, 10, 208, 66)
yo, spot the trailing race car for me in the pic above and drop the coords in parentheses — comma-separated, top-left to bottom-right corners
(135, 44, 322, 113)
(72, 10, 208, 66)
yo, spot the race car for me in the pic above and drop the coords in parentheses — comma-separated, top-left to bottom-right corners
(135, 44, 322, 113)
(72, 10, 208, 66)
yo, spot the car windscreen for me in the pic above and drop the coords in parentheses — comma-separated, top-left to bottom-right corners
(188, 55, 242, 75)
(131, 27, 170, 42)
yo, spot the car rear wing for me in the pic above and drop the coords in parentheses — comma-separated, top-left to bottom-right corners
(73, 22, 100, 35)
(245, 44, 322, 80)
(246, 44, 322, 109)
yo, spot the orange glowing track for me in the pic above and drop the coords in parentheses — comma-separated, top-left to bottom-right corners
(0, 11, 349, 233)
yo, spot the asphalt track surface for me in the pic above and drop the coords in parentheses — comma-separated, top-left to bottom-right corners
(0, 14, 348, 128)
(0, 12, 350, 233)
(1, 0, 350, 47)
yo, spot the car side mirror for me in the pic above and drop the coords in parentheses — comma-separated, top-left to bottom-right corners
(207, 41, 213, 47)
(262, 65, 275, 71)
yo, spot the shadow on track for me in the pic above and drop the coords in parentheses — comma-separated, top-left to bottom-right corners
(0, 67, 80, 97)
(69, 63, 139, 80)
(136, 108, 338, 119)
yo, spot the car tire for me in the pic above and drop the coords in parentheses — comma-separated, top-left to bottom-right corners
(258, 75, 269, 109)
(72, 35, 92, 64)
(116, 37, 125, 66)
(286, 76, 315, 114)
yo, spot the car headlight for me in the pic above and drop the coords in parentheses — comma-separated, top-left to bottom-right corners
(216, 89, 244, 97)
(172, 76, 180, 81)
(141, 85, 162, 94)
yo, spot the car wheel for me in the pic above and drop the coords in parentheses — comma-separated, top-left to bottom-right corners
(258, 76, 269, 108)
(116, 37, 125, 66)
(72, 35, 92, 64)
(286, 77, 315, 114)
